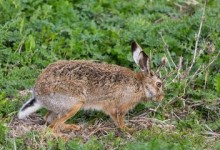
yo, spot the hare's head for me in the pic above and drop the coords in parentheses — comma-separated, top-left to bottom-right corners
(131, 41, 164, 101)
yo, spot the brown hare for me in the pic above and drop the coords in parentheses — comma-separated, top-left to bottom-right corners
(18, 42, 164, 134)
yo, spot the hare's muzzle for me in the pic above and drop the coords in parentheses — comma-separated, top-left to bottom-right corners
(154, 94, 164, 102)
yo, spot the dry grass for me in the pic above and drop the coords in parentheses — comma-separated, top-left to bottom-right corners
(8, 112, 175, 143)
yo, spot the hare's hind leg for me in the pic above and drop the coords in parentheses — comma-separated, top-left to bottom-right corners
(49, 101, 84, 134)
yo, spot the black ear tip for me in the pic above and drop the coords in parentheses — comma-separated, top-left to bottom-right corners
(131, 41, 138, 51)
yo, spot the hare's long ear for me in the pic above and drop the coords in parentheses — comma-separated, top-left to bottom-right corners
(131, 41, 150, 72)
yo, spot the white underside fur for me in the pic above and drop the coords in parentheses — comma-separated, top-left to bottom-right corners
(18, 99, 42, 119)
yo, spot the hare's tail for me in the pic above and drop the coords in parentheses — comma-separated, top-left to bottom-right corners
(18, 97, 42, 119)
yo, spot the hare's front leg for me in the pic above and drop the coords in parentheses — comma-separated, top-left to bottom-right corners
(109, 112, 135, 133)
(48, 101, 84, 134)
(44, 111, 58, 125)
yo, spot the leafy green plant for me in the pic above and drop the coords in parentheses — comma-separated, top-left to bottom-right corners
(214, 74, 220, 94)
(0, 0, 220, 149)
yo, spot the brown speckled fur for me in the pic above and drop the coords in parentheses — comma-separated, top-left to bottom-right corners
(20, 42, 164, 135)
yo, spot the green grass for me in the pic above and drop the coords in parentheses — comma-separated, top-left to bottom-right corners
(0, 0, 220, 149)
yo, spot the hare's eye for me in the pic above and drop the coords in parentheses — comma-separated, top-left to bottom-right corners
(156, 82, 162, 88)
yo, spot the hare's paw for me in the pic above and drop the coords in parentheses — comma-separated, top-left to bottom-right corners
(120, 126, 136, 134)
(61, 124, 81, 133)
(53, 132, 70, 141)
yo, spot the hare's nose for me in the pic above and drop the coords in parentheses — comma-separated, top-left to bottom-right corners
(155, 95, 164, 102)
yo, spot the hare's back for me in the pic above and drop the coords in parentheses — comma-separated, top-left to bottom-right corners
(35, 60, 138, 95)
(41, 60, 135, 80)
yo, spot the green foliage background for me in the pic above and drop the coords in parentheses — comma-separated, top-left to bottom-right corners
(0, 0, 220, 149)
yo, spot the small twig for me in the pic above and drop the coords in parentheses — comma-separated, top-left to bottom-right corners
(15, 38, 25, 54)
(173, 112, 181, 121)
(186, 50, 220, 87)
(177, 56, 183, 77)
(204, 124, 214, 132)
(154, 18, 163, 24)
(129, 117, 170, 125)
(13, 137, 17, 150)
(203, 50, 220, 71)
(159, 32, 177, 68)
(174, 3, 183, 12)
(204, 69, 208, 89)
(203, 132, 220, 137)
(189, 65, 203, 81)
(169, 57, 184, 83)
(164, 70, 179, 86)
(87, 122, 104, 137)
(185, 65, 203, 89)
(148, 102, 162, 112)
(189, 102, 204, 108)
(164, 97, 178, 107)
(187, 2, 206, 75)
